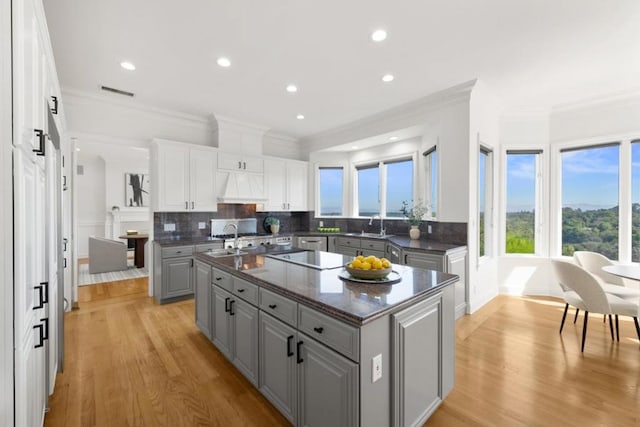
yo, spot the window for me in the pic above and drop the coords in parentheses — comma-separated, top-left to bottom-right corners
(423, 146, 438, 218)
(355, 157, 414, 218)
(356, 164, 380, 216)
(631, 140, 640, 261)
(384, 159, 413, 217)
(318, 167, 344, 216)
(561, 143, 620, 259)
(505, 150, 542, 254)
(479, 146, 493, 258)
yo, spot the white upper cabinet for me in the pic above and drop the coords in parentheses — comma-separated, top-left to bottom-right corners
(152, 140, 217, 212)
(261, 158, 308, 211)
(218, 152, 264, 173)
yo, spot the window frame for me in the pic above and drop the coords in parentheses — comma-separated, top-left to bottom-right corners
(352, 152, 418, 219)
(478, 144, 494, 263)
(315, 164, 348, 218)
(501, 148, 545, 257)
(423, 144, 438, 220)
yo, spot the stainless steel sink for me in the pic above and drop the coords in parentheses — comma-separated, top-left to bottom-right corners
(204, 249, 248, 258)
(345, 232, 394, 239)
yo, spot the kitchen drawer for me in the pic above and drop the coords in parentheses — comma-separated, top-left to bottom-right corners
(336, 237, 360, 248)
(161, 245, 194, 258)
(211, 267, 233, 292)
(233, 277, 259, 306)
(195, 243, 223, 253)
(260, 288, 298, 327)
(360, 239, 385, 252)
(298, 305, 360, 361)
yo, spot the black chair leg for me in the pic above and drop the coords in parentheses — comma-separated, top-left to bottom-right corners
(573, 308, 579, 324)
(603, 314, 606, 323)
(581, 311, 589, 353)
(615, 315, 620, 342)
(633, 317, 640, 341)
(560, 303, 569, 334)
(608, 315, 614, 340)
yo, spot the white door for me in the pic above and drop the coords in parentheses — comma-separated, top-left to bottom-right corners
(189, 147, 217, 211)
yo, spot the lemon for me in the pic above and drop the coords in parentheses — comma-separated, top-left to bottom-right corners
(356, 255, 365, 261)
(360, 262, 372, 270)
(372, 259, 383, 270)
(381, 260, 391, 268)
(351, 259, 362, 269)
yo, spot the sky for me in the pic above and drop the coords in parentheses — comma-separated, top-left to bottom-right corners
(506, 153, 536, 212)
(562, 145, 620, 210)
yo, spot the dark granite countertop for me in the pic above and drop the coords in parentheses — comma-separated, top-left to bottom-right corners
(293, 232, 466, 254)
(194, 246, 458, 326)
(154, 236, 225, 247)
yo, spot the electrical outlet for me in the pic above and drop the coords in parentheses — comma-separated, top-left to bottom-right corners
(319, 221, 324, 227)
(164, 223, 176, 232)
(372, 354, 382, 383)
(427, 225, 432, 234)
(198, 222, 206, 229)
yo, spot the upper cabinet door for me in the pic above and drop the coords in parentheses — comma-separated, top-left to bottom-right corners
(190, 148, 217, 211)
(218, 152, 264, 173)
(286, 161, 308, 211)
(157, 144, 190, 211)
(263, 158, 286, 211)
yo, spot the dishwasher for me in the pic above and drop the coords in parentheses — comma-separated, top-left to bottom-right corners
(294, 235, 328, 251)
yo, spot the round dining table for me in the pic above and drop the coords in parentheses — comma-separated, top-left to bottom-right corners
(601, 265, 640, 297)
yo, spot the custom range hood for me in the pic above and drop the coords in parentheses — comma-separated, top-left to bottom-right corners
(216, 170, 267, 204)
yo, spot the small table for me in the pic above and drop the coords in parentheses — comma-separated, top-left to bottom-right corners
(601, 265, 640, 297)
(119, 234, 149, 268)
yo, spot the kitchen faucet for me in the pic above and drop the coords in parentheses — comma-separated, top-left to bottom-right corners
(225, 223, 240, 254)
(369, 215, 385, 237)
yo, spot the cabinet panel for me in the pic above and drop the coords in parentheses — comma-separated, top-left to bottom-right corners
(211, 285, 233, 359)
(218, 152, 263, 173)
(298, 305, 360, 361)
(232, 299, 259, 385)
(259, 312, 298, 424)
(162, 257, 193, 298)
(286, 161, 308, 211)
(298, 335, 359, 427)
(392, 293, 443, 426)
(158, 144, 190, 211)
(260, 288, 298, 327)
(194, 261, 211, 338)
(263, 158, 286, 211)
(189, 148, 217, 211)
(403, 250, 444, 271)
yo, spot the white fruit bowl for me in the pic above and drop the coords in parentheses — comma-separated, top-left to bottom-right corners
(344, 265, 392, 280)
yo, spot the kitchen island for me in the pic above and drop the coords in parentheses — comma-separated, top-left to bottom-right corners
(194, 247, 458, 427)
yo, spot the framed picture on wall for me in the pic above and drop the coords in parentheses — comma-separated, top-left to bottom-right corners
(125, 173, 149, 207)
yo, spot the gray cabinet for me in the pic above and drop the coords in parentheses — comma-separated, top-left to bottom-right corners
(403, 249, 444, 271)
(259, 312, 298, 423)
(385, 243, 401, 264)
(194, 261, 211, 338)
(211, 283, 259, 385)
(154, 242, 222, 304)
(391, 288, 454, 426)
(335, 236, 385, 258)
(298, 334, 359, 427)
(162, 256, 193, 299)
(259, 312, 359, 427)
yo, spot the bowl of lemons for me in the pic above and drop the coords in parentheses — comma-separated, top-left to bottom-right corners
(345, 255, 392, 280)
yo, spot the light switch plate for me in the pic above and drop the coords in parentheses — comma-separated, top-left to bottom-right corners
(164, 223, 176, 232)
(372, 354, 382, 382)
(198, 222, 206, 229)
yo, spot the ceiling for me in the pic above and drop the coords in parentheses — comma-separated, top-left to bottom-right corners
(44, 0, 640, 139)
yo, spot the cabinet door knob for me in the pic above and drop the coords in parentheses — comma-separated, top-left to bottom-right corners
(215, 277, 222, 281)
(268, 304, 277, 309)
(313, 327, 324, 334)
(237, 289, 245, 293)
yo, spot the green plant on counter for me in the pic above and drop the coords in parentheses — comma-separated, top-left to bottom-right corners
(265, 217, 280, 226)
(400, 200, 427, 226)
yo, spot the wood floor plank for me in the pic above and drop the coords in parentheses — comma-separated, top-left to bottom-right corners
(46, 280, 640, 427)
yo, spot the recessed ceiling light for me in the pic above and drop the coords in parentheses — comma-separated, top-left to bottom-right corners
(352, 145, 359, 150)
(120, 61, 136, 71)
(389, 136, 398, 141)
(382, 74, 394, 83)
(296, 114, 305, 120)
(75, 148, 80, 152)
(371, 29, 387, 42)
(286, 84, 298, 93)
(217, 57, 231, 67)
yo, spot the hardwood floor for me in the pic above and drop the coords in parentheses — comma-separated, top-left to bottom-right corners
(46, 284, 640, 427)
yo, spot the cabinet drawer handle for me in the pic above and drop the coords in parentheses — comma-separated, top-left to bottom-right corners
(287, 335, 294, 357)
(191, 201, 194, 209)
(33, 285, 44, 309)
(238, 161, 242, 169)
(313, 327, 324, 334)
(41, 318, 49, 341)
(224, 297, 230, 313)
(297, 341, 304, 364)
(176, 251, 182, 254)
(237, 289, 245, 293)
(33, 324, 44, 348)
(215, 277, 222, 281)
(229, 300, 235, 316)
(268, 304, 277, 309)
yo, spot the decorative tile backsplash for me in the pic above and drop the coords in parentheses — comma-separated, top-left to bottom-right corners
(154, 204, 467, 245)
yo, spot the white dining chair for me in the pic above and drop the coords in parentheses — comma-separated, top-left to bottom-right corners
(573, 251, 640, 298)
(552, 260, 640, 352)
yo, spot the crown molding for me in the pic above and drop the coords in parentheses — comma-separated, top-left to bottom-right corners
(551, 87, 640, 113)
(62, 87, 211, 126)
(211, 113, 271, 134)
